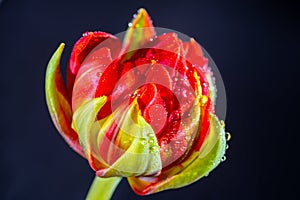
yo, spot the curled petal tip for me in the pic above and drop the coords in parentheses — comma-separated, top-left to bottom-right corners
(45, 44, 84, 157)
(122, 8, 155, 54)
(59, 42, 65, 48)
(136, 8, 152, 24)
(67, 31, 121, 94)
(138, 8, 146, 13)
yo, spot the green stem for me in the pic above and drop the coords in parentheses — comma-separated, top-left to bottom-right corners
(86, 177, 122, 200)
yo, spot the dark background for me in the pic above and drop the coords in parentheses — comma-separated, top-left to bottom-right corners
(1, 0, 298, 199)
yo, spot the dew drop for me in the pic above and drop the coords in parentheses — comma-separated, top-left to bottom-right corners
(200, 96, 208, 105)
(220, 120, 225, 128)
(221, 156, 226, 162)
(161, 137, 168, 144)
(128, 22, 132, 27)
(180, 147, 185, 152)
(226, 132, 231, 141)
(96, 72, 102, 77)
(185, 135, 191, 141)
(149, 138, 154, 144)
(148, 132, 155, 137)
(140, 138, 147, 146)
(150, 146, 159, 153)
(226, 144, 229, 149)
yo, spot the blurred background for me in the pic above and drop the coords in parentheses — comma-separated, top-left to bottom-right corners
(0, 0, 298, 199)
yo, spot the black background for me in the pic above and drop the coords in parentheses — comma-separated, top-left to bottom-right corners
(1, 0, 298, 199)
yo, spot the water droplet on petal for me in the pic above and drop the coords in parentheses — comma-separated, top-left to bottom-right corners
(221, 156, 226, 162)
(185, 135, 191, 141)
(149, 138, 154, 144)
(150, 146, 159, 153)
(226, 132, 231, 141)
(140, 138, 147, 146)
(201, 95, 208, 105)
(128, 22, 132, 27)
(220, 120, 225, 128)
(96, 72, 102, 77)
(147, 132, 155, 137)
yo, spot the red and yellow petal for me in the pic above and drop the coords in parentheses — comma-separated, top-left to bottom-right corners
(126, 70, 214, 195)
(184, 38, 217, 104)
(67, 32, 121, 95)
(127, 114, 226, 195)
(45, 43, 84, 157)
(72, 47, 113, 112)
(72, 96, 162, 177)
(184, 38, 207, 67)
(122, 8, 156, 55)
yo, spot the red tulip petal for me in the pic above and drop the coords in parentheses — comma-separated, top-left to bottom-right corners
(184, 38, 208, 67)
(184, 38, 217, 103)
(145, 63, 172, 90)
(126, 83, 212, 195)
(138, 84, 168, 134)
(72, 47, 113, 112)
(45, 43, 84, 157)
(67, 32, 121, 95)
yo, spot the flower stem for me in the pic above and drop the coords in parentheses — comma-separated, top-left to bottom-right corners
(86, 177, 122, 200)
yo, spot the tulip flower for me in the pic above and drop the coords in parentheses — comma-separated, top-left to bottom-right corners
(45, 8, 227, 199)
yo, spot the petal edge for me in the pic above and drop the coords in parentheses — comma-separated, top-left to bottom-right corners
(45, 43, 84, 157)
